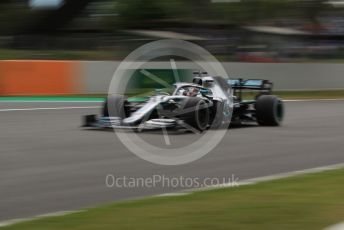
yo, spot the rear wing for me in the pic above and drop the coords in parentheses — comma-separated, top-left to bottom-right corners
(228, 79, 273, 92)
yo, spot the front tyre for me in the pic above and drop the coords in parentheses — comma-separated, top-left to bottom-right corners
(256, 95, 284, 126)
(178, 97, 210, 132)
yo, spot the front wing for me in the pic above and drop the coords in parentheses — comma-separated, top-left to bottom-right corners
(82, 115, 182, 130)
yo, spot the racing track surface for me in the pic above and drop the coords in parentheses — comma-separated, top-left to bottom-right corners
(1, 100, 344, 221)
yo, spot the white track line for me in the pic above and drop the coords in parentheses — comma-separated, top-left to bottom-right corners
(0, 211, 84, 227)
(155, 192, 191, 197)
(200, 162, 344, 191)
(0, 163, 343, 228)
(168, 163, 344, 196)
(0, 106, 101, 112)
(325, 222, 344, 230)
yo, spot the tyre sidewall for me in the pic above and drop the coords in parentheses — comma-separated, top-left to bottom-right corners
(256, 95, 284, 126)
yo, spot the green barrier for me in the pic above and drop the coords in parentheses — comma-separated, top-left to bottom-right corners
(127, 69, 193, 90)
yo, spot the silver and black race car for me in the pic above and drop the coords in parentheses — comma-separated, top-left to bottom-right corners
(83, 73, 284, 132)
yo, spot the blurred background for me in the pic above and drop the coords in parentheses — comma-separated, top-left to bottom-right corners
(2, 0, 344, 62)
(1, 2, 344, 229)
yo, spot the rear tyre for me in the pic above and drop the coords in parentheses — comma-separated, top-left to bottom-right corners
(103, 95, 126, 118)
(178, 97, 210, 132)
(256, 95, 284, 126)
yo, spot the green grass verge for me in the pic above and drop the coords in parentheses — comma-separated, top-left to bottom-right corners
(3, 168, 344, 230)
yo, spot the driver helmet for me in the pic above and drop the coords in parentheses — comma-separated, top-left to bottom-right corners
(187, 87, 199, 97)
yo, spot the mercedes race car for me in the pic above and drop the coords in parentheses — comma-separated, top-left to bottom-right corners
(83, 73, 284, 132)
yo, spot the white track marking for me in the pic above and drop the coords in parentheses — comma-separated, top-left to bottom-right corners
(151, 163, 344, 199)
(207, 162, 344, 190)
(0, 106, 101, 112)
(1, 163, 343, 228)
(0, 211, 84, 227)
(155, 192, 191, 197)
(0, 219, 28, 227)
(36, 210, 85, 218)
(324, 222, 344, 230)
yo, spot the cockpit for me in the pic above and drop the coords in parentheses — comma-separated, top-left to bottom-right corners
(174, 85, 213, 98)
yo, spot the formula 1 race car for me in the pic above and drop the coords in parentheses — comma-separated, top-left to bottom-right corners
(83, 72, 284, 132)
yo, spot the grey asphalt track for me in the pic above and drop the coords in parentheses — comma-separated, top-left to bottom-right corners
(1, 100, 344, 221)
